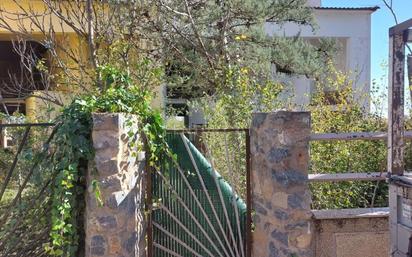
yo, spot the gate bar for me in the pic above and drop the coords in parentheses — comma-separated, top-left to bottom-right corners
(245, 129, 252, 257)
(144, 135, 153, 257)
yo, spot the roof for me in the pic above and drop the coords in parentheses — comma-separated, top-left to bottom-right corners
(314, 6, 379, 12)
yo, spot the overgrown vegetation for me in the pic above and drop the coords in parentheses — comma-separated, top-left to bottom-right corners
(0, 1, 405, 256)
(45, 64, 165, 256)
(309, 69, 388, 209)
(187, 63, 392, 210)
(0, 63, 166, 256)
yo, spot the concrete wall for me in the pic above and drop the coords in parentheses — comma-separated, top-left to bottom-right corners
(85, 113, 146, 257)
(313, 214, 389, 257)
(307, 0, 321, 7)
(265, 8, 375, 110)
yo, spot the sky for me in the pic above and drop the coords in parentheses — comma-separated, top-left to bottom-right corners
(323, 0, 411, 113)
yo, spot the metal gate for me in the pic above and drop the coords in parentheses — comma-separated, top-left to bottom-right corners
(148, 129, 251, 257)
(0, 122, 57, 256)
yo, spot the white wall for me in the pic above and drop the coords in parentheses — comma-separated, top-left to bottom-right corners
(307, 0, 321, 7)
(265, 9, 374, 110)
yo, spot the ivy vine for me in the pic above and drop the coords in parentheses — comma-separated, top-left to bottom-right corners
(45, 64, 166, 256)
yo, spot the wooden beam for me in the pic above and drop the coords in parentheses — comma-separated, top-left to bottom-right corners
(389, 18, 412, 36)
(308, 172, 387, 182)
(388, 33, 405, 177)
(311, 132, 386, 141)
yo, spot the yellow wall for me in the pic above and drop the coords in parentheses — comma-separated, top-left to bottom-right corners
(1, 0, 164, 121)
(26, 91, 72, 122)
(0, 0, 78, 34)
(0, 0, 82, 121)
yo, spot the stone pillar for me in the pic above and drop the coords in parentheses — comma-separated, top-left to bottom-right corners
(250, 111, 313, 257)
(85, 113, 146, 257)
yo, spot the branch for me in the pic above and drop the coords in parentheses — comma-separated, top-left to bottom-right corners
(182, 0, 215, 70)
(158, 0, 189, 17)
(382, 0, 412, 54)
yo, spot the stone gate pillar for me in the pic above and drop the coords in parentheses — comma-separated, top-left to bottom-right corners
(85, 113, 146, 257)
(250, 111, 313, 257)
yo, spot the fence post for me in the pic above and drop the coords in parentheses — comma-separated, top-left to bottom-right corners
(84, 113, 146, 257)
(250, 111, 313, 257)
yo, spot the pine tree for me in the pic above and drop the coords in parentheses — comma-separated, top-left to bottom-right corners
(154, 0, 335, 98)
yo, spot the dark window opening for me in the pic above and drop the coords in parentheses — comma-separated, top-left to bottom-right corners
(0, 99, 26, 115)
(166, 102, 190, 127)
(0, 41, 48, 115)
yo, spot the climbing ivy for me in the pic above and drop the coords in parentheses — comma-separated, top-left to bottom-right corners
(45, 64, 165, 256)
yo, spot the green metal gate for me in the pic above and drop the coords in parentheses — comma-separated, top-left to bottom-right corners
(149, 129, 251, 257)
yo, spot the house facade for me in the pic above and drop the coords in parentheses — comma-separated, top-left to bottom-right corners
(0, 0, 84, 121)
(265, 0, 378, 110)
(0, 0, 378, 127)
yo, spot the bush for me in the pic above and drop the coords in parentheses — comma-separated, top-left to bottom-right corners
(184, 64, 392, 209)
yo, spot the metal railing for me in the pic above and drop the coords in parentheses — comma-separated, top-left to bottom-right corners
(309, 130, 394, 219)
(0, 122, 58, 256)
(308, 131, 399, 183)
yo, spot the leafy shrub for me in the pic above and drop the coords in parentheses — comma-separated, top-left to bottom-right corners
(187, 64, 392, 209)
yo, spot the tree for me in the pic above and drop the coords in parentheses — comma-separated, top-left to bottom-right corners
(155, 0, 336, 98)
(0, 0, 335, 116)
(0, 0, 161, 110)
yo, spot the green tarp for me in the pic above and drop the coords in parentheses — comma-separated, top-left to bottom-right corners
(152, 133, 246, 257)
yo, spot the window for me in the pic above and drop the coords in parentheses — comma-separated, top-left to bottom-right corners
(0, 41, 48, 115)
(306, 37, 348, 72)
(0, 98, 26, 115)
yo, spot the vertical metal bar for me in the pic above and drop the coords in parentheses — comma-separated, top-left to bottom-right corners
(408, 54, 412, 110)
(388, 33, 406, 177)
(245, 129, 252, 257)
(0, 122, 3, 148)
(145, 136, 153, 257)
(0, 124, 59, 226)
(389, 184, 398, 257)
(0, 126, 31, 201)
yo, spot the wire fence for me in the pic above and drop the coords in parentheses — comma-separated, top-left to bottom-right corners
(0, 122, 56, 257)
(149, 129, 252, 257)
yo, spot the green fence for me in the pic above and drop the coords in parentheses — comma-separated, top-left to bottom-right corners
(151, 131, 249, 257)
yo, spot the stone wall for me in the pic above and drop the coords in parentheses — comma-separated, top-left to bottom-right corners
(85, 113, 146, 257)
(250, 111, 313, 257)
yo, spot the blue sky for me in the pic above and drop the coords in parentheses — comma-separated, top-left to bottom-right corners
(323, 0, 411, 113)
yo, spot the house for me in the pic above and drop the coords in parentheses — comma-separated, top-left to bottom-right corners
(0, 0, 84, 121)
(167, 0, 379, 127)
(0, 0, 378, 126)
(0, 0, 164, 122)
(265, 0, 378, 110)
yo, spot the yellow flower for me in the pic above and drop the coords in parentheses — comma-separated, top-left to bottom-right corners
(235, 34, 247, 41)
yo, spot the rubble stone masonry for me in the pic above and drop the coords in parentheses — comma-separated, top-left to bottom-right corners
(85, 113, 146, 257)
(250, 111, 313, 257)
